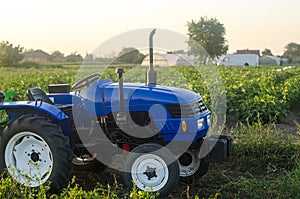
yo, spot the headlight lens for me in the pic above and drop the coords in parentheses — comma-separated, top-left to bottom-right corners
(207, 115, 211, 126)
(197, 118, 204, 129)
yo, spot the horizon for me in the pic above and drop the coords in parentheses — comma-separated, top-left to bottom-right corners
(1, 0, 299, 56)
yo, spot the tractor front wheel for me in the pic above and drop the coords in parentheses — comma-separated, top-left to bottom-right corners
(123, 143, 179, 198)
(0, 114, 73, 193)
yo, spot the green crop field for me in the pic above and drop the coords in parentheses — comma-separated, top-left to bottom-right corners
(0, 64, 299, 198)
(1, 64, 300, 124)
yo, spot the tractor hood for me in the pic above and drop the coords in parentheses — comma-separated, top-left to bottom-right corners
(80, 79, 203, 116)
(107, 83, 200, 105)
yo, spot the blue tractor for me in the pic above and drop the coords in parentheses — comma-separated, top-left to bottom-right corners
(0, 30, 231, 197)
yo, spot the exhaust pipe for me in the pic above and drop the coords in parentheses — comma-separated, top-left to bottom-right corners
(115, 68, 128, 126)
(115, 68, 125, 112)
(147, 28, 157, 86)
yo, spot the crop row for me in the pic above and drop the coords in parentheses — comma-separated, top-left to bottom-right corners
(176, 65, 300, 123)
(1, 65, 300, 123)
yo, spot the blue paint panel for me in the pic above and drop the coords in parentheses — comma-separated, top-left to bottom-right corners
(160, 128, 208, 141)
(0, 101, 68, 121)
(73, 79, 211, 142)
(48, 93, 81, 105)
(79, 79, 112, 116)
(103, 83, 201, 114)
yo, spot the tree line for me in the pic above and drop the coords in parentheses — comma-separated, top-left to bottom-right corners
(48, 51, 84, 63)
(1, 17, 300, 66)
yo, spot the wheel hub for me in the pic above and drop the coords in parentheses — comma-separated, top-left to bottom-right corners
(143, 166, 157, 180)
(179, 152, 193, 166)
(30, 152, 40, 162)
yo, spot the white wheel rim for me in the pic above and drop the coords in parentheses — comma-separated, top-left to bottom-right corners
(131, 154, 169, 192)
(5, 132, 53, 187)
(178, 150, 200, 177)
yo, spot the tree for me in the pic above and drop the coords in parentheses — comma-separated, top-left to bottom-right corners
(283, 42, 300, 63)
(84, 53, 94, 62)
(65, 52, 83, 62)
(261, 48, 273, 56)
(187, 16, 228, 61)
(49, 50, 65, 62)
(116, 47, 145, 64)
(0, 41, 24, 66)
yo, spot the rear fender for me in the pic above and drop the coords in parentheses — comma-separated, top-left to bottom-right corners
(0, 101, 68, 120)
(0, 101, 74, 147)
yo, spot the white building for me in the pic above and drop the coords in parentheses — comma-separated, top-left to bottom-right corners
(141, 53, 195, 66)
(259, 56, 288, 65)
(219, 54, 259, 66)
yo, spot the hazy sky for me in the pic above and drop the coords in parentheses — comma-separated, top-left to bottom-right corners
(1, 0, 299, 56)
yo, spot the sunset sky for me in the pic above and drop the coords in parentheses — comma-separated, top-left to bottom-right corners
(1, 0, 299, 56)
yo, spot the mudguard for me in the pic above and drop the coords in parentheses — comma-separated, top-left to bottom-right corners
(0, 101, 74, 147)
(0, 101, 69, 121)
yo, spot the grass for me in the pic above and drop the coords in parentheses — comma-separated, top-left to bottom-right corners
(229, 122, 299, 172)
(0, 122, 299, 199)
(207, 122, 300, 199)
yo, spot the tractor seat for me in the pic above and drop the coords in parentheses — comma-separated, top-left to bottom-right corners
(26, 88, 73, 112)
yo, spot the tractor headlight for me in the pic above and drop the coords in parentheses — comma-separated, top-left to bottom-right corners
(197, 118, 204, 129)
(207, 115, 211, 126)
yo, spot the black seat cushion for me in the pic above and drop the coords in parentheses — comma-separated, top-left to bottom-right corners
(27, 88, 55, 105)
(27, 88, 73, 112)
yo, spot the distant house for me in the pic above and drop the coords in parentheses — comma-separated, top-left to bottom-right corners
(23, 50, 50, 63)
(141, 53, 194, 66)
(217, 49, 260, 66)
(259, 56, 289, 65)
(219, 54, 259, 66)
(236, 49, 260, 57)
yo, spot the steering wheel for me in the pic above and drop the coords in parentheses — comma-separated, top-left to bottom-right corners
(72, 73, 101, 90)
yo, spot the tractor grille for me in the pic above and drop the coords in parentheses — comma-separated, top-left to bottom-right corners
(166, 98, 208, 118)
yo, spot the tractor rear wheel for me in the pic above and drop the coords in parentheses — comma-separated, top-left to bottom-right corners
(178, 150, 209, 183)
(0, 114, 73, 193)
